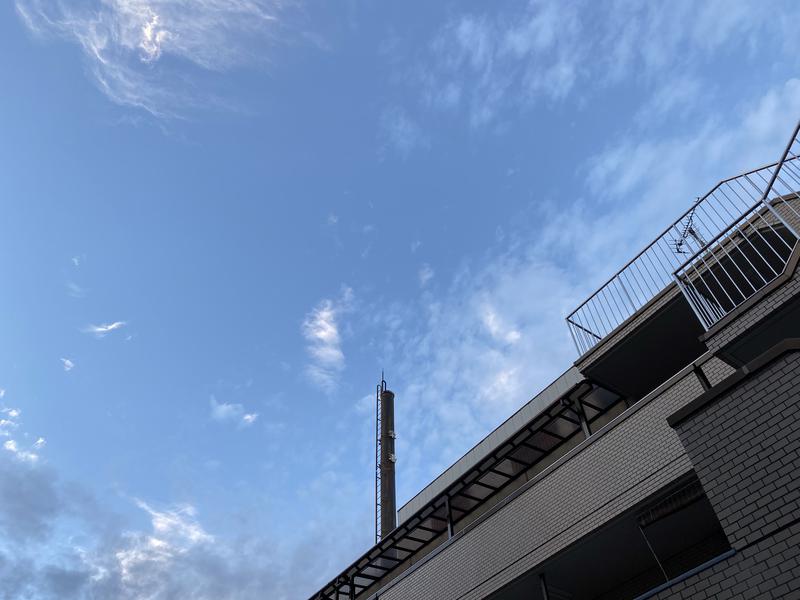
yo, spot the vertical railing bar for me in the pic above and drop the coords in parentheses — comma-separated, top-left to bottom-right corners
(585, 299, 607, 341)
(626, 262, 650, 303)
(567, 321, 581, 355)
(686, 259, 725, 318)
(640, 250, 667, 293)
(728, 180, 795, 255)
(593, 288, 615, 337)
(647, 240, 671, 277)
(628, 260, 651, 297)
(610, 278, 633, 320)
(600, 286, 623, 329)
(617, 272, 638, 314)
(675, 274, 710, 330)
(703, 191, 770, 285)
(695, 249, 737, 308)
(719, 184, 787, 266)
(694, 204, 757, 296)
(582, 308, 604, 343)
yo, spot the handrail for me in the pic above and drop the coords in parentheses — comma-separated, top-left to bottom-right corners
(566, 118, 800, 356)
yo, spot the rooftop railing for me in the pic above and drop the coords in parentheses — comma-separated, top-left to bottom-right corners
(567, 120, 800, 356)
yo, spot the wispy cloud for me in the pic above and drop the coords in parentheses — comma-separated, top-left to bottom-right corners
(418, 263, 434, 287)
(15, 0, 283, 116)
(60, 358, 75, 372)
(401, 0, 800, 130)
(84, 321, 126, 338)
(302, 287, 353, 392)
(209, 396, 258, 428)
(379, 106, 429, 158)
(66, 281, 87, 298)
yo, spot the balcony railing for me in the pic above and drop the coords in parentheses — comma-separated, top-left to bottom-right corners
(567, 120, 800, 356)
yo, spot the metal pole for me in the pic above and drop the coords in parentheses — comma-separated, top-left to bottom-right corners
(539, 573, 550, 600)
(639, 524, 669, 582)
(574, 397, 591, 438)
(444, 495, 454, 539)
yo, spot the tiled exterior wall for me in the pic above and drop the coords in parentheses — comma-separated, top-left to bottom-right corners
(652, 521, 800, 599)
(698, 355, 736, 387)
(658, 349, 800, 598)
(374, 372, 705, 600)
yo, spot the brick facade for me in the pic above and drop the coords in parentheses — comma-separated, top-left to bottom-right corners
(658, 347, 800, 598)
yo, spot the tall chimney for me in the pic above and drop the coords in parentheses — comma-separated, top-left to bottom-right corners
(376, 377, 397, 542)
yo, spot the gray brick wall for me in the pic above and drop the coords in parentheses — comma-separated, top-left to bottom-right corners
(652, 520, 800, 599)
(673, 351, 800, 550)
(655, 348, 800, 599)
(375, 371, 705, 600)
(699, 356, 736, 387)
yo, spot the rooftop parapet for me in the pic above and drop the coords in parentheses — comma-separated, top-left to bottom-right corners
(566, 120, 800, 356)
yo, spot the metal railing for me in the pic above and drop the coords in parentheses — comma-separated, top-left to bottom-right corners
(567, 119, 800, 356)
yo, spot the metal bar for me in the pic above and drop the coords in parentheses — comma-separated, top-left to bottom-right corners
(704, 191, 769, 286)
(575, 397, 592, 438)
(444, 496, 454, 539)
(639, 524, 669, 582)
(540, 573, 551, 600)
(758, 119, 800, 206)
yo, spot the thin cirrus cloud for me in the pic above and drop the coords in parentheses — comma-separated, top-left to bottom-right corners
(14, 0, 283, 117)
(84, 321, 127, 338)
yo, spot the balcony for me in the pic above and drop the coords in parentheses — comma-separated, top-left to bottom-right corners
(566, 120, 800, 358)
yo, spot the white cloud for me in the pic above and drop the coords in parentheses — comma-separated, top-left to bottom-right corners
(4, 439, 39, 463)
(302, 287, 353, 392)
(84, 321, 126, 338)
(0, 389, 4, 399)
(15, 0, 282, 116)
(418, 263, 434, 287)
(209, 396, 258, 428)
(61, 358, 75, 372)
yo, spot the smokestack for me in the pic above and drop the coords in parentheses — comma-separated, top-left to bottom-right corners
(375, 376, 397, 543)
(379, 385, 397, 539)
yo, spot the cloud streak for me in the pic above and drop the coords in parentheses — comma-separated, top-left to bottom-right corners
(84, 321, 126, 338)
(302, 288, 353, 393)
(15, 0, 283, 116)
(404, 0, 800, 129)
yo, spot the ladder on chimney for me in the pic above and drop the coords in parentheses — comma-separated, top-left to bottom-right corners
(375, 376, 386, 544)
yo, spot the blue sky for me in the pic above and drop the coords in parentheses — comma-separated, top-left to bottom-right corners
(1, 1, 800, 597)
